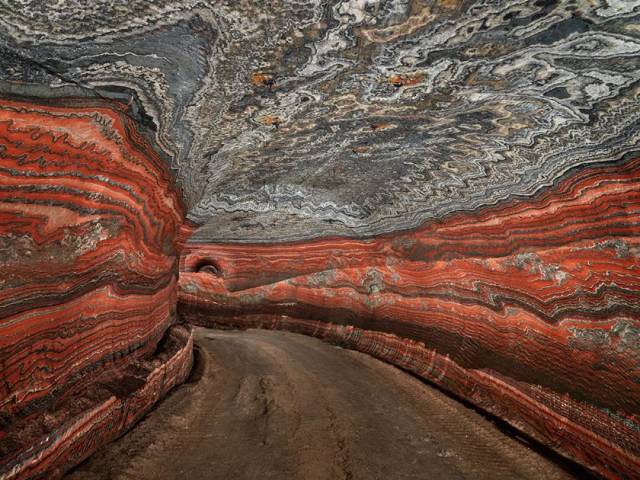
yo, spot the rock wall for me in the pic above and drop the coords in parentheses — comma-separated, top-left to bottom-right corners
(180, 155, 640, 480)
(1, 1, 638, 478)
(0, 96, 192, 479)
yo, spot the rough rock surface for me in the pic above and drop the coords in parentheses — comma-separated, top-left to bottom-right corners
(0, 1, 638, 479)
(0, 96, 192, 479)
(0, 0, 638, 239)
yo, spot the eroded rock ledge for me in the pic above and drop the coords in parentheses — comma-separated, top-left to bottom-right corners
(0, 324, 192, 480)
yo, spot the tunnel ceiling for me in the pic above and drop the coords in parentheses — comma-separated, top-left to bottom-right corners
(1, 0, 638, 241)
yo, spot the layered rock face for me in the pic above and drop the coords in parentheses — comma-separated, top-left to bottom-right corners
(0, 0, 639, 479)
(0, 97, 192, 479)
(181, 155, 640, 479)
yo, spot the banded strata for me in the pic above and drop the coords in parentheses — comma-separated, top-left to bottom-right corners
(0, 96, 193, 479)
(0, 1, 638, 479)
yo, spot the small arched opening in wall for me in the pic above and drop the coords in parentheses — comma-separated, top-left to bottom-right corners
(194, 258, 222, 277)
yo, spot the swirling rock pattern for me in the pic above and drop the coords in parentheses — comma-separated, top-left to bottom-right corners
(0, 1, 638, 239)
(180, 156, 640, 480)
(0, 96, 190, 479)
(1, 0, 639, 478)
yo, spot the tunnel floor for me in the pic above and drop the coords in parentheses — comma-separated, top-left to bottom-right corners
(65, 328, 582, 480)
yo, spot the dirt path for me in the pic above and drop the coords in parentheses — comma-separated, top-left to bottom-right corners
(66, 328, 583, 480)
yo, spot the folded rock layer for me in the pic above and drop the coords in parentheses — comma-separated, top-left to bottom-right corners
(0, 96, 191, 479)
(180, 155, 640, 480)
(0, 1, 639, 478)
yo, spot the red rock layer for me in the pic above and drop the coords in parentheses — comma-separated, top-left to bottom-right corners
(1, 324, 193, 480)
(180, 157, 640, 480)
(0, 96, 188, 479)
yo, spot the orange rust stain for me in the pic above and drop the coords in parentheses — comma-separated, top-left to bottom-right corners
(388, 73, 424, 88)
(438, 0, 461, 10)
(352, 145, 370, 154)
(261, 115, 282, 127)
(251, 72, 274, 88)
(371, 123, 393, 131)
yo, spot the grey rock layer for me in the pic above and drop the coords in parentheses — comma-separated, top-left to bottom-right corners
(2, 0, 639, 241)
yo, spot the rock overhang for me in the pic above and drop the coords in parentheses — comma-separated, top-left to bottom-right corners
(1, 0, 638, 242)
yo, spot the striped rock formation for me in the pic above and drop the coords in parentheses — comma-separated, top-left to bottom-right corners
(180, 156, 640, 480)
(0, 0, 638, 478)
(0, 97, 192, 479)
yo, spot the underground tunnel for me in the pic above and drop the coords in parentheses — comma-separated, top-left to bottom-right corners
(0, 1, 639, 479)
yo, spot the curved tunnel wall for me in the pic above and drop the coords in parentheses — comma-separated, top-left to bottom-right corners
(0, 1, 638, 479)
(0, 96, 192, 479)
(180, 155, 640, 480)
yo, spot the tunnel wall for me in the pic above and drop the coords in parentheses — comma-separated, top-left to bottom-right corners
(180, 156, 640, 480)
(0, 96, 193, 479)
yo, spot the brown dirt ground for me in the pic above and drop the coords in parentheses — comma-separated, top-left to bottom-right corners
(65, 328, 588, 480)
